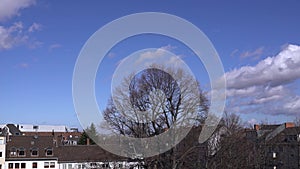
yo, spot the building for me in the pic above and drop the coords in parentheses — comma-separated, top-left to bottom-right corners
(55, 145, 129, 169)
(5, 135, 59, 169)
(0, 125, 142, 169)
(5, 125, 22, 136)
(16, 124, 67, 133)
(0, 136, 6, 169)
(252, 122, 300, 169)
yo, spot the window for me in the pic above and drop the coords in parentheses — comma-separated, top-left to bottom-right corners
(45, 148, 53, 156)
(273, 152, 276, 158)
(8, 163, 13, 169)
(32, 162, 38, 168)
(31, 148, 38, 156)
(15, 163, 20, 169)
(21, 163, 26, 169)
(10, 147, 17, 156)
(18, 148, 26, 156)
(102, 163, 109, 168)
(0, 151, 2, 157)
(0, 164, 2, 169)
(44, 162, 49, 168)
(50, 162, 55, 168)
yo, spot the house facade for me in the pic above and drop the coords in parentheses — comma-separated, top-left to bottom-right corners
(0, 136, 6, 169)
(254, 123, 300, 169)
(1, 127, 140, 169)
(5, 135, 58, 169)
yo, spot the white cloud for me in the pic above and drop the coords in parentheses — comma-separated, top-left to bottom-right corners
(230, 49, 239, 57)
(136, 49, 165, 64)
(0, 0, 36, 22)
(239, 47, 264, 59)
(247, 118, 257, 125)
(0, 21, 42, 50)
(0, 22, 25, 50)
(49, 43, 62, 51)
(226, 86, 257, 97)
(283, 96, 300, 112)
(226, 45, 300, 90)
(28, 22, 42, 32)
(225, 44, 300, 116)
(135, 45, 182, 67)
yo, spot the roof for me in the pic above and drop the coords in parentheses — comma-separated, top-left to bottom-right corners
(6, 135, 57, 160)
(259, 124, 281, 130)
(4, 125, 207, 163)
(5, 135, 128, 162)
(282, 126, 300, 135)
(0, 126, 9, 136)
(55, 145, 128, 163)
(6, 124, 22, 136)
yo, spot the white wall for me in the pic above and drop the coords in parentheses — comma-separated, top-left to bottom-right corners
(18, 124, 67, 132)
(0, 137, 6, 168)
(5, 160, 58, 169)
(58, 161, 142, 169)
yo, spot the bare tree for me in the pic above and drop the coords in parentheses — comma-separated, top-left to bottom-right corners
(293, 117, 300, 126)
(102, 65, 208, 168)
(207, 112, 255, 168)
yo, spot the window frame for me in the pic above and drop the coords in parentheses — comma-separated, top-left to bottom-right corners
(31, 148, 39, 156)
(45, 148, 53, 156)
(44, 162, 49, 168)
(8, 163, 13, 169)
(15, 163, 20, 169)
(32, 162, 38, 168)
(10, 147, 17, 157)
(18, 147, 26, 157)
(50, 162, 55, 168)
(21, 163, 26, 169)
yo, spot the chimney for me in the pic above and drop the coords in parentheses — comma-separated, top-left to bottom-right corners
(87, 138, 90, 145)
(285, 122, 295, 128)
(254, 124, 260, 131)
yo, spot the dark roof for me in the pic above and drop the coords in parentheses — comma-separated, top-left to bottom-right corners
(6, 135, 128, 162)
(55, 145, 128, 163)
(282, 126, 300, 135)
(6, 124, 22, 136)
(268, 126, 300, 142)
(5, 126, 207, 163)
(259, 124, 281, 130)
(0, 126, 9, 136)
(6, 135, 57, 160)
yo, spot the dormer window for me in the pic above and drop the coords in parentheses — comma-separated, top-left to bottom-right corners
(18, 147, 26, 156)
(31, 148, 38, 156)
(0, 138, 4, 145)
(45, 148, 53, 156)
(10, 147, 17, 157)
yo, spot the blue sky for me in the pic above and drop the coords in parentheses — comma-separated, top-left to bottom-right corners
(1, 0, 300, 128)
